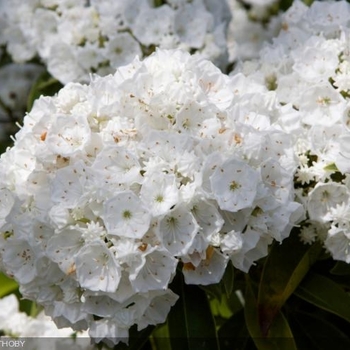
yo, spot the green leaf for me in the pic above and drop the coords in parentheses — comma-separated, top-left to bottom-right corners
(245, 278, 297, 350)
(291, 311, 350, 350)
(227, 290, 244, 316)
(257, 233, 322, 335)
(279, 0, 293, 11)
(27, 71, 63, 112)
(151, 323, 171, 350)
(199, 283, 222, 301)
(330, 260, 350, 275)
(168, 272, 219, 350)
(324, 163, 338, 172)
(210, 294, 233, 320)
(154, 0, 165, 7)
(222, 260, 234, 299)
(218, 309, 251, 350)
(0, 273, 18, 298)
(295, 272, 350, 323)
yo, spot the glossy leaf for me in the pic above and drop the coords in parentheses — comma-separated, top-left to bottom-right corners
(168, 272, 219, 350)
(257, 233, 322, 335)
(27, 71, 63, 112)
(0, 272, 18, 298)
(295, 272, 350, 323)
(245, 279, 297, 350)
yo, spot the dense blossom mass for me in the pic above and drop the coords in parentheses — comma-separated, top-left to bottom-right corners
(0, 49, 302, 344)
(236, 0, 350, 262)
(0, 0, 231, 83)
(3, 0, 350, 345)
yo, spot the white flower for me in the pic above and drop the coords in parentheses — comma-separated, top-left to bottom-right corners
(103, 33, 142, 69)
(308, 183, 349, 223)
(140, 173, 179, 217)
(325, 225, 350, 263)
(210, 158, 259, 212)
(157, 207, 199, 256)
(46, 226, 85, 275)
(137, 289, 178, 331)
(1, 239, 38, 284)
(75, 241, 121, 293)
(174, 0, 212, 49)
(182, 246, 228, 285)
(129, 246, 178, 293)
(102, 191, 151, 239)
(92, 146, 142, 185)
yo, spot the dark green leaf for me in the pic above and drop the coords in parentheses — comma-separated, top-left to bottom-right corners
(199, 283, 222, 300)
(0, 51, 13, 68)
(279, 0, 293, 11)
(257, 233, 322, 335)
(330, 261, 350, 275)
(291, 311, 350, 350)
(27, 71, 63, 112)
(218, 309, 251, 350)
(168, 272, 219, 350)
(295, 272, 350, 323)
(154, 0, 165, 7)
(227, 290, 244, 316)
(0, 273, 18, 297)
(222, 260, 235, 299)
(245, 278, 297, 350)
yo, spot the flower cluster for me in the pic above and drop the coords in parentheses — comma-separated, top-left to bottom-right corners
(0, 0, 231, 84)
(0, 49, 302, 344)
(236, 0, 350, 262)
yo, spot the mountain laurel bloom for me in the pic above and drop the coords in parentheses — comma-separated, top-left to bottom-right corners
(0, 49, 302, 344)
(0, 0, 231, 84)
(236, 0, 350, 263)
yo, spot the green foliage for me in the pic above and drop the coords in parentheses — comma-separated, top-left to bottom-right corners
(257, 231, 322, 335)
(0, 272, 18, 297)
(290, 311, 350, 350)
(168, 271, 220, 350)
(245, 278, 297, 350)
(295, 273, 350, 323)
